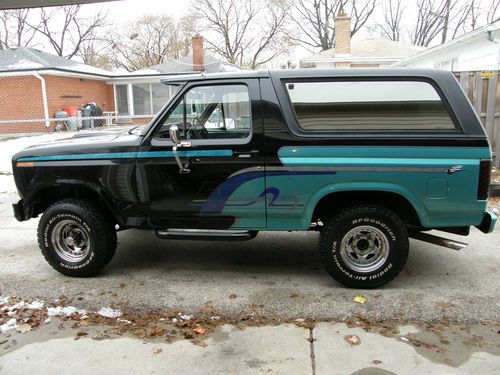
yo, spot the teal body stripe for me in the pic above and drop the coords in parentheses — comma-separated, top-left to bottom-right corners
(18, 150, 233, 162)
(17, 152, 137, 162)
(278, 146, 492, 160)
(137, 150, 233, 158)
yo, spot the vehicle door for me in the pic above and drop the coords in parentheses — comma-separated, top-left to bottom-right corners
(136, 79, 266, 229)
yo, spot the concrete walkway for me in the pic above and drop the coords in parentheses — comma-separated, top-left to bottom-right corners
(1, 322, 499, 374)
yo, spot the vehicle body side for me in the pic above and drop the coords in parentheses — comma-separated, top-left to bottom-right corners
(12, 69, 495, 234)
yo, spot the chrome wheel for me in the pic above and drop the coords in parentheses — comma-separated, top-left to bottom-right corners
(339, 225, 389, 273)
(51, 220, 91, 263)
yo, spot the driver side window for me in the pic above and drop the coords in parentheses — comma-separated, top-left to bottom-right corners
(158, 84, 251, 141)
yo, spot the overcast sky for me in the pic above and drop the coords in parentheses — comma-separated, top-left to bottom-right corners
(84, 0, 189, 21)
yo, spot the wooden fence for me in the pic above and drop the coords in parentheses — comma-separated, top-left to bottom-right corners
(454, 71, 499, 167)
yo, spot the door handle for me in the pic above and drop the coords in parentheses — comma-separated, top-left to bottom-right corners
(234, 150, 260, 158)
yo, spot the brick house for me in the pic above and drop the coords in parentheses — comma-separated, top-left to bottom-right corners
(0, 37, 240, 133)
(0, 46, 116, 133)
(299, 11, 423, 69)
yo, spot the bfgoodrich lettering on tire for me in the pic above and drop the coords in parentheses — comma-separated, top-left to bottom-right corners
(319, 205, 409, 288)
(37, 199, 117, 277)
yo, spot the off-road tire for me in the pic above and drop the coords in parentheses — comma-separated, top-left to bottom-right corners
(319, 205, 409, 288)
(37, 199, 117, 277)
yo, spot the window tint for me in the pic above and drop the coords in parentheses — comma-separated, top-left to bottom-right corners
(285, 81, 456, 131)
(158, 84, 251, 141)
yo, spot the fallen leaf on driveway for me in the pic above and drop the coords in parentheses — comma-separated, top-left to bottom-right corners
(344, 334, 361, 345)
(74, 331, 88, 340)
(150, 327, 166, 336)
(436, 302, 454, 310)
(229, 294, 237, 300)
(16, 324, 32, 333)
(193, 326, 207, 335)
(191, 340, 208, 348)
(353, 296, 366, 304)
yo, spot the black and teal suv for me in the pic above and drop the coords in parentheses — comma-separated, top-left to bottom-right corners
(11, 69, 497, 288)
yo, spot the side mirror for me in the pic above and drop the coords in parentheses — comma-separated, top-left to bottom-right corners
(169, 124, 181, 145)
(169, 124, 191, 174)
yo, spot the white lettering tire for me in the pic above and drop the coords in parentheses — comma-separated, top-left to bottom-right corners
(319, 205, 409, 288)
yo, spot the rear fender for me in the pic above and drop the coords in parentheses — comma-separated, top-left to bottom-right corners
(304, 182, 428, 227)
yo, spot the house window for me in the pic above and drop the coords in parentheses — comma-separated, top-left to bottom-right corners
(133, 84, 152, 115)
(115, 83, 176, 116)
(115, 84, 129, 115)
(152, 83, 172, 113)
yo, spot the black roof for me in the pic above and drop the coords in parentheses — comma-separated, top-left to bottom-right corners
(161, 68, 455, 84)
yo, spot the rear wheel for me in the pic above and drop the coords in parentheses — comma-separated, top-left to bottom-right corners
(319, 205, 409, 288)
(37, 199, 117, 277)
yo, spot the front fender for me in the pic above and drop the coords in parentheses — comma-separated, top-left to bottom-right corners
(303, 182, 429, 227)
(23, 178, 121, 223)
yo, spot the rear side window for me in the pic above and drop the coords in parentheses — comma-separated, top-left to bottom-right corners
(285, 80, 456, 131)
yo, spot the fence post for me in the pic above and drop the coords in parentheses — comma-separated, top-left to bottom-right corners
(485, 71, 498, 150)
(472, 72, 483, 116)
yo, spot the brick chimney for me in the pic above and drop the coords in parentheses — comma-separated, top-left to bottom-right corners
(334, 9, 351, 68)
(192, 36, 204, 71)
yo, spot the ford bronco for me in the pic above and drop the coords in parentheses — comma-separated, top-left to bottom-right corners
(11, 69, 497, 288)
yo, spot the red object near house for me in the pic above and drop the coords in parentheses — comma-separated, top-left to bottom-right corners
(64, 106, 79, 117)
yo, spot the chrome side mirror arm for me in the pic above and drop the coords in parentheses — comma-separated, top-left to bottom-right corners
(169, 125, 191, 174)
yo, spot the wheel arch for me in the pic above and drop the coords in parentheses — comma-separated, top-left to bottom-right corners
(24, 180, 122, 225)
(306, 183, 428, 228)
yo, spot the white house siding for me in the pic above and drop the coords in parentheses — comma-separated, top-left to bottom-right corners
(395, 23, 500, 72)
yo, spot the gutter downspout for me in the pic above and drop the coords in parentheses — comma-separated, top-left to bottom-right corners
(32, 71, 50, 128)
(487, 30, 500, 68)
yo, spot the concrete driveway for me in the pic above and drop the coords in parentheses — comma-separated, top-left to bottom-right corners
(1, 191, 499, 323)
(1, 133, 499, 373)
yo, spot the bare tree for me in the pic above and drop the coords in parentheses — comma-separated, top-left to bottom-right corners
(450, 0, 481, 39)
(288, 0, 376, 51)
(411, 0, 451, 46)
(410, 0, 489, 46)
(378, 0, 405, 41)
(0, 9, 39, 49)
(26, 5, 107, 59)
(78, 39, 112, 70)
(192, 0, 290, 69)
(487, 0, 500, 22)
(108, 14, 195, 72)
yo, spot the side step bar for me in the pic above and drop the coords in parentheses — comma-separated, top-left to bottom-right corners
(155, 229, 258, 241)
(409, 231, 467, 251)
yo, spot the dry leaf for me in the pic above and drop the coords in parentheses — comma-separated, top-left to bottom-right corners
(353, 296, 366, 304)
(191, 340, 208, 348)
(229, 294, 237, 300)
(153, 348, 162, 355)
(193, 326, 207, 335)
(437, 302, 454, 310)
(150, 327, 166, 336)
(16, 324, 32, 333)
(344, 334, 360, 345)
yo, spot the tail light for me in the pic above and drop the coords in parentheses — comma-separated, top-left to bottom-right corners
(477, 159, 491, 200)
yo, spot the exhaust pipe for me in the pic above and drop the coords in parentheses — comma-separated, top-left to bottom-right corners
(409, 231, 467, 251)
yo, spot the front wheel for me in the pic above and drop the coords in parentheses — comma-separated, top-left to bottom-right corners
(319, 205, 409, 288)
(37, 199, 117, 277)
